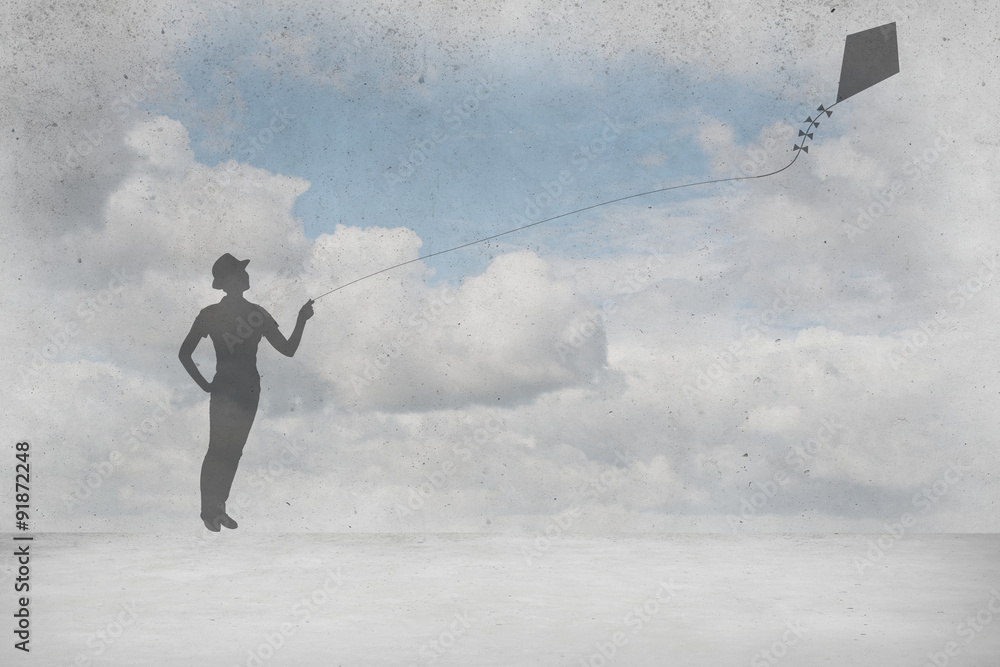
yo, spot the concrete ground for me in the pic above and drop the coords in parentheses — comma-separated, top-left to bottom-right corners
(3, 533, 999, 666)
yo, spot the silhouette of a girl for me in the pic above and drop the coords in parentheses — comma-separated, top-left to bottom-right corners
(179, 254, 313, 531)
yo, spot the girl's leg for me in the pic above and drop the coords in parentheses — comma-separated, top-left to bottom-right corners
(201, 384, 259, 521)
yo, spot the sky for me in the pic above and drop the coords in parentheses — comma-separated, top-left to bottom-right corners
(2, 0, 999, 533)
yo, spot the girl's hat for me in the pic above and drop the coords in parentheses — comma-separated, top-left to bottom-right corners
(212, 253, 250, 289)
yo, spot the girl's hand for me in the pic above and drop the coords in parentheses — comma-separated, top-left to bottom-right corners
(298, 299, 315, 322)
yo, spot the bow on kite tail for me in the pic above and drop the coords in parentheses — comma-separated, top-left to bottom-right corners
(312, 22, 900, 302)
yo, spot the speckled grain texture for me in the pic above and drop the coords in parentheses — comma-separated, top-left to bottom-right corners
(2, 0, 999, 663)
(7, 533, 999, 665)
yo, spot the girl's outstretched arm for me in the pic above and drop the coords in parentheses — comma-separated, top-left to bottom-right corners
(263, 300, 314, 357)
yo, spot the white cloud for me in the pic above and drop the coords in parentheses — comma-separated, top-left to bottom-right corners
(4, 0, 1000, 534)
(3, 109, 614, 530)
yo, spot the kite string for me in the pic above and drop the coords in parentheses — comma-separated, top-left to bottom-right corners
(312, 101, 838, 302)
